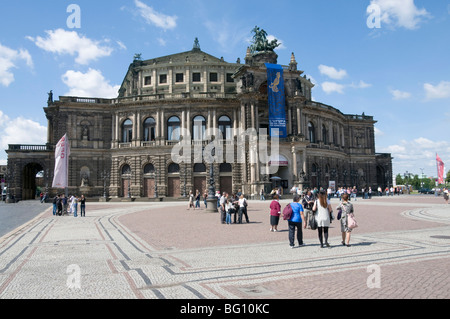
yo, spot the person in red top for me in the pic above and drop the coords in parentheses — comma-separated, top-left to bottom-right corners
(269, 194, 282, 232)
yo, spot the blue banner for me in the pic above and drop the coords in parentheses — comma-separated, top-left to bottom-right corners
(265, 63, 287, 138)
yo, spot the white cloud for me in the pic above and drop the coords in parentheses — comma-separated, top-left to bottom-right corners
(134, 0, 177, 30)
(424, 81, 450, 100)
(267, 35, 286, 50)
(350, 80, 372, 89)
(321, 81, 345, 94)
(374, 127, 384, 137)
(62, 69, 120, 98)
(27, 29, 113, 65)
(0, 43, 33, 87)
(318, 64, 347, 80)
(390, 89, 411, 100)
(369, 0, 431, 30)
(379, 137, 450, 176)
(157, 38, 167, 46)
(0, 110, 47, 163)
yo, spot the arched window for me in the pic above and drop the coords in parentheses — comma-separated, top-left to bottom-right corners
(308, 122, 315, 143)
(122, 119, 133, 143)
(322, 125, 328, 145)
(220, 163, 232, 173)
(168, 163, 180, 173)
(194, 163, 206, 173)
(167, 116, 181, 141)
(122, 164, 131, 175)
(192, 115, 206, 141)
(218, 115, 232, 140)
(143, 117, 156, 142)
(143, 163, 155, 174)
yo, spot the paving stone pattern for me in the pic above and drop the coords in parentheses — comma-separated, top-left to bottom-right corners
(0, 195, 449, 299)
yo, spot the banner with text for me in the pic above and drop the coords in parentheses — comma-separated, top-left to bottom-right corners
(52, 134, 70, 189)
(265, 63, 287, 138)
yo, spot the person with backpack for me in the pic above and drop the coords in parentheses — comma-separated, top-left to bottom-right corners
(286, 195, 305, 248)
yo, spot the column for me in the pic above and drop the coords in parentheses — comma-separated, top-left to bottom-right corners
(155, 110, 160, 140)
(115, 113, 119, 145)
(292, 148, 298, 181)
(233, 109, 237, 138)
(288, 107, 292, 135)
(250, 102, 255, 129)
(160, 110, 165, 143)
(181, 110, 185, 139)
(297, 107, 301, 136)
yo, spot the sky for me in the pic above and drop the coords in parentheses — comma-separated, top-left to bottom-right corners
(0, 0, 449, 180)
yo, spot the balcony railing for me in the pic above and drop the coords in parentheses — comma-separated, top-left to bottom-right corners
(8, 144, 53, 151)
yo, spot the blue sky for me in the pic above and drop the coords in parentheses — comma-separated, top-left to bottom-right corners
(0, 0, 449, 180)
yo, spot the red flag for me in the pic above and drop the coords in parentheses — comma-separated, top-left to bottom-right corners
(436, 153, 445, 184)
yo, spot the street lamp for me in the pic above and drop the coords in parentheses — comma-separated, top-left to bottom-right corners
(154, 168, 159, 199)
(101, 169, 110, 198)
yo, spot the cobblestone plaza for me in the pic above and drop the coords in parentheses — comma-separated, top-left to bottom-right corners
(0, 195, 448, 304)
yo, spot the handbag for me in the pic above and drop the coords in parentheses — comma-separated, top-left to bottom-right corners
(337, 207, 342, 220)
(347, 213, 358, 229)
(309, 213, 317, 230)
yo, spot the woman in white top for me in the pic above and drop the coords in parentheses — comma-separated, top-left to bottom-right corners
(312, 190, 333, 248)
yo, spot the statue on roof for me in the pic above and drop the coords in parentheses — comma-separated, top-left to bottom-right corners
(249, 26, 280, 53)
(193, 37, 201, 51)
(133, 53, 142, 61)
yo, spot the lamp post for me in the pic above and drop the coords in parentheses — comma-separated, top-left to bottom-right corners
(154, 167, 159, 199)
(343, 169, 348, 188)
(101, 169, 110, 199)
(206, 153, 217, 212)
(181, 163, 187, 197)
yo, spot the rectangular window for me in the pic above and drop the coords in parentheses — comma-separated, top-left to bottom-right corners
(226, 73, 234, 83)
(144, 76, 152, 86)
(209, 72, 218, 82)
(175, 73, 184, 83)
(192, 72, 201, 82)
(159, 74, 167, 84)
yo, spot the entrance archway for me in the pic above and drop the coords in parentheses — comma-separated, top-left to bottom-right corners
(22, 163, 44, 200)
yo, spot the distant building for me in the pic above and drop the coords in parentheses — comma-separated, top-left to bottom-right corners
(6, 38, 392, 201)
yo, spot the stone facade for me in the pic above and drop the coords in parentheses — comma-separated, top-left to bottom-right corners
(6, 41, 392, 201)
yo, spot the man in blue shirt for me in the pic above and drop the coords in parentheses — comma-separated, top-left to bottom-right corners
(288, 195, 305, 248)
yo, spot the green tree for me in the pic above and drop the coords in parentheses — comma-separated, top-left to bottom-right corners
(411, 174, 420, 189)
(395, 174, 404, 185)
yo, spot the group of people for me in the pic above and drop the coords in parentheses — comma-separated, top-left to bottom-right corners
(270, 189, 356, 248)
(218, 191, 250, 225)
(187, 189, 208, 210)
(52, 194, 86, 217)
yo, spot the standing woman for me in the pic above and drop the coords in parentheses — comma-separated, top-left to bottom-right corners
(313, 190, 332, 248)
(336, 193, 354, 246)
(269, 194, 281, 232)
(80, 195, 86, 217)
(287, 195, 305, 248)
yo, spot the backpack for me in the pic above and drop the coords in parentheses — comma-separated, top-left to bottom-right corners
(282, 203, 293, 220)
